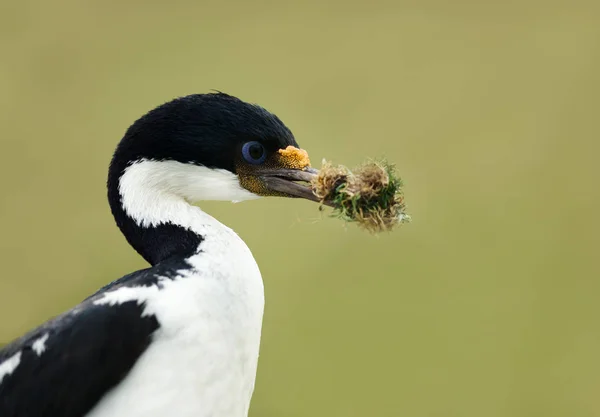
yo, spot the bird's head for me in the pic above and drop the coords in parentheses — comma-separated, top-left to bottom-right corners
(107, 93, 323, 263)
(110, 92, 320, 208)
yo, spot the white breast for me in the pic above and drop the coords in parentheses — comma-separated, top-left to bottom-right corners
(87, 216, 265, 417)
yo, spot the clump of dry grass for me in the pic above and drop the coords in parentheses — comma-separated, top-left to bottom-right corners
(311, 160, 411, 233)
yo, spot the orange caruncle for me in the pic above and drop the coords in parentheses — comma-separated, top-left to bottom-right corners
(277, 146, 311, 169)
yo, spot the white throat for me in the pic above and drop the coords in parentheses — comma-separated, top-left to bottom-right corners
(118, 159, 260, 235)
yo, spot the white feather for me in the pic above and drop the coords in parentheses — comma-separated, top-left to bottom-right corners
(119, 159, 260, 231)
(86, 160, 265, 417)
(32, 333, 49, 356)
(0, 352, 22, 384)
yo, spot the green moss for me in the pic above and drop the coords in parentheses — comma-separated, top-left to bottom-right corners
(312, 160, 411, 233)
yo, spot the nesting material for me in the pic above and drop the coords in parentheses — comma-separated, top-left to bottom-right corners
(311, 160, 411, 233)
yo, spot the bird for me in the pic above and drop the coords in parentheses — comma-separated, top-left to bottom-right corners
(0, 92, 326, 417)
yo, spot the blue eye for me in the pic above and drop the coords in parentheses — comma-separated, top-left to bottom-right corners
(242, 141, 267, 164)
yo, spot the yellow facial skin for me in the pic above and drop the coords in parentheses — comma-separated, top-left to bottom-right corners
(237, 145, 312, 196)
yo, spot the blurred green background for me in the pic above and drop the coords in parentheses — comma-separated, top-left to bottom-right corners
(1, 1, 599, 416)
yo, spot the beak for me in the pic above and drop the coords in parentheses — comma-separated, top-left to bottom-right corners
(258, 167, 334, 206)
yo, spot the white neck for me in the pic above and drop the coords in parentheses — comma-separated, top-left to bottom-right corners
(118, 159, 260, 236)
